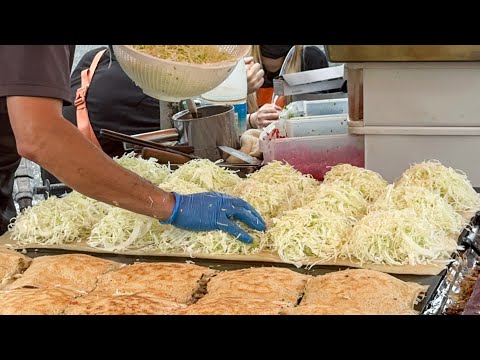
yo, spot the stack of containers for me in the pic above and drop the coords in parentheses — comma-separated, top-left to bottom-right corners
(347, 62, 480, 187)
(260, 98, 365, 181)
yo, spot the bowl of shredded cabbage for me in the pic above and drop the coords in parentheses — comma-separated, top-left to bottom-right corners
(113, 45, 251, 102)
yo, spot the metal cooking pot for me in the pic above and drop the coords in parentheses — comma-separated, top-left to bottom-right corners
(172, 105, 240, 161)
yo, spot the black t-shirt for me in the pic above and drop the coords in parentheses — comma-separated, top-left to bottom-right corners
(62, 47, 161, 158)
(0, 45, 75, 103)
(301, 46, 329, 72)
(0, 45, 75, 163)
(0, 45, 75, 234)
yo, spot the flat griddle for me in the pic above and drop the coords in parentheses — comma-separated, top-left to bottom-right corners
(20, 247, 444, 314)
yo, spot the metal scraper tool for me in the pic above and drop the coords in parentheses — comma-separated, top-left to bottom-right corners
(218, 146, 262, 165)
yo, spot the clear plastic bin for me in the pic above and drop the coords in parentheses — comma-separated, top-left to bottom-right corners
(285, 114, 348, 137)
(284, 98, 348, 118)
(260, 134, 365, 181)
(305, 98, 348, 116)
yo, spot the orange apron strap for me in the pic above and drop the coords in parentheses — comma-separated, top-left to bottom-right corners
(256, 87, 273, 108)
(275, 96, 286, 109)
(256, 87, 285, 108)
(74, 48, 108, 149)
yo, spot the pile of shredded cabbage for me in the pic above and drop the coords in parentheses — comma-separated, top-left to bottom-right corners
(343, 209, 459, 266)
(146, 226, 268, 256)
(396, 160, 480, 212)
(10, 156, 469, 267)
(87, 207, 170, 251)
(307, 181, 368, 219)
(8, 158, 242, 249)
(132, 45, 233, 64)
(159, 178, 207, 194)
(232, 161, 319, 221)
(369, 184, 467, 235)
(9, 191, 109, 245)
(245, 160, 313, 185)
(114, 152, 172, 185)
(323, 164, 388, 202)
(87, 178, 207, 251)
(166, 159, 241, 192)
(268, 207, 355, 266)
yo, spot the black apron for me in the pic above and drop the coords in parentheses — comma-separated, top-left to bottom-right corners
(0, 99, 21, 235)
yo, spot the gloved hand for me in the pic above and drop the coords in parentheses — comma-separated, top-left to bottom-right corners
(244, 56, 265, 95)
(161, 192, 266, 243)
(250, 103, 282, 129)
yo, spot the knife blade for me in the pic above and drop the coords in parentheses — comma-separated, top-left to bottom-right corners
(218, 146, 262, 165)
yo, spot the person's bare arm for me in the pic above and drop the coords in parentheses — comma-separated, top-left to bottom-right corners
(7, 96, 175, 221)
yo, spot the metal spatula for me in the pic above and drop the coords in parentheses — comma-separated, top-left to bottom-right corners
(218, 146, 262, 165)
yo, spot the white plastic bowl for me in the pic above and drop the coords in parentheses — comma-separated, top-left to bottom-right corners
(113, 45, 251, 102)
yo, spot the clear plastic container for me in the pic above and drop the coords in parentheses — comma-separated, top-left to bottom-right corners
(260, 134, 365, 181)
(305, 98, 348, 116)
(285, 114, 348, 137)
(284, 98, 348, 118)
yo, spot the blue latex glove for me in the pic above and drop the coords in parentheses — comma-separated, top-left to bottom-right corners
(161, 192, 267, 243)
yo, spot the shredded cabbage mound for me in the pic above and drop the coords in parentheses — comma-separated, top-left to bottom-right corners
(88, 178, 208, 251)
(232, 161, 319, 221)
(323, 164, 388, 202)
(11, 156, 468, 268)
(307, 181, 368, 219)
(370, 184, 467, 235)
(9, 191, 109, 245)
(87, 207, 170, 251)
(159, 178, 207, 194)
(396, 160, 480, 212)
(245, 160, 313, 185)
(132, 45, 233, 64)
(114, 152, 172, 185)
(268, 207, 355, 266)
(146, 226, 267, 256)
(343, 209, 459, 266)
(79, 179, 206, 251)
(166, 159, 241, 192)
